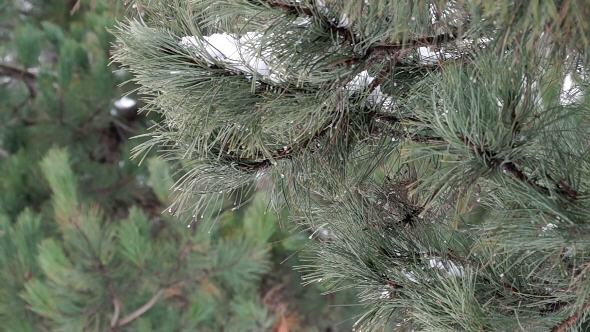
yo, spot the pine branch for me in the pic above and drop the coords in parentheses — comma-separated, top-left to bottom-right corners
(171, 2, 463, 172)
(551, 302, 590, 332)
(0, 63, 36, 80)
(262, 0, 313, 16)
(376, 114, 580, 202)
(259, 0, 458, 61)
(500, 162, 551, 194)
(546, 172, 579, 201)
(219, 117, 335, 171)
(69, 0, 82, 15)
(455, 135, 578, 201)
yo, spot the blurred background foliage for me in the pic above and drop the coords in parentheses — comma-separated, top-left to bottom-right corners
(0, 1, 359, 330)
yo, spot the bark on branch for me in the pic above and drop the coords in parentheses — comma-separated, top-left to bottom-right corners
(551, 302, 590, 332)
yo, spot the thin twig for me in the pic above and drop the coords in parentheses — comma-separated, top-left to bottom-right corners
(454, 135, 558, 197)
(263, 0, 313, 16)
(369, 32, 458, 54)
(0, 63, 37, 98)
(116, 290, 164, 328)
(70, 0, 82, 15)
(545, 172, 578, 201)
(0, 63, 36, 80)
(110, 297, 122, 328)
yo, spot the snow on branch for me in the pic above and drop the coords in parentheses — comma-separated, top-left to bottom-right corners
(345, 70, 395, 110)
(180, 33, 396, 111)
(560, 72, 583, 105)
(180, 33, 282, 83)
(428, 257, 464, 277)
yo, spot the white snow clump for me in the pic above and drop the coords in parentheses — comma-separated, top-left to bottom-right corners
(180, 33, 281, 83)
(180, 33, 396, 111)
(346, 70, 395, 110)
(428, 257, 464, 277)
(560, 72, 583, 105)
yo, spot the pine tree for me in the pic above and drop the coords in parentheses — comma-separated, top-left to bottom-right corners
(0, 0, 137, 217)
(2, 147, 358, 331)
(2, 1, 359, 330)
(114, 0, 590, 330)
(0, 148, 277, 330)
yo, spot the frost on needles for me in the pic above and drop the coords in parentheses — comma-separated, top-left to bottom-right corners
(114, 1, 590, 331)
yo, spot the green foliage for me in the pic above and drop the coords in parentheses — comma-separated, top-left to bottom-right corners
(15, 23, 43, 67)
(0, 209, 42, 332)
(1, 0, 136, 218)
(118, 207, 152, 267)
(0, 148, 357, 330)
(2, 1, 361, 331)
(114, 0, 590, 330)
(40, 148, 79, 225)
(147, 157, 175, 204)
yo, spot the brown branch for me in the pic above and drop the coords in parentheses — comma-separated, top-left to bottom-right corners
(453, 135, 557, 197)
(220, 117, 336, 171)
(70, 0, 82, 15)
(261, 0, 458, 59)
(367, 58, 394, 94)
(499, 161, 567, 200)
(0, 63, 36, 80)
(0, 63, 37, 98)
(572, 262, 590, 286)
(369, 32, 458, 54)
(110, 297, 122, 329)
(263, 0, 313, 16)
(116, 290, 165, 328)
(374, 122, 577, 202)
(551, 302, 590, 332)
(500, 159, 578, 201)
(546, 173, 578, 201)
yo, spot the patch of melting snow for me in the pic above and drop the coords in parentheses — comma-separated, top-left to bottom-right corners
(180, 32, 399, 111)
(180, 33, 281, 83)
(560, 73, 583, 105)
(114, 96, 137, 110)
(346, 70, 396, 111)
(428, 257, 464, 277)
